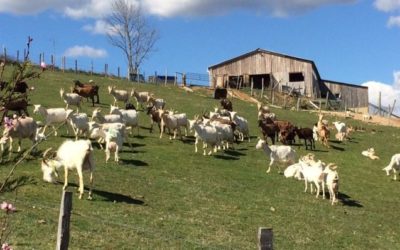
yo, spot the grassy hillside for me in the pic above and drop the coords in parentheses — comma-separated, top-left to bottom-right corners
(1, 69, 400, 249)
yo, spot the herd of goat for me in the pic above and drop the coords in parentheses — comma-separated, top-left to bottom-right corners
(0, 80, 399, 203)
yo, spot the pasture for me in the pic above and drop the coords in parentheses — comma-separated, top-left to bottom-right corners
(1, 70, 399, 249)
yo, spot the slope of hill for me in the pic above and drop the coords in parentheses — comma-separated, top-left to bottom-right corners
(0, 70, 399, 249)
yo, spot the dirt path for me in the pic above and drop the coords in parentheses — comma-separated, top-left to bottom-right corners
(191, 87, 400, 127)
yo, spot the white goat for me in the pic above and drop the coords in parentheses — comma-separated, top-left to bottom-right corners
(299, 160, 326, 199)
(60, 88, 82, 112)
(188, 119, 220, 155)
(323, 163, 339, 205)
(333, 121, 347, 142)
(68, 113, 89, 140)
(132, 89, 151, 109)
(41, 140, 95, 199)
(147, 96, 165, 110)
(230, 111, 250, 142)
(160, 110, 189, 140)
(255, 139, 296, 173)
(109, 105, 139, 135)
(0, 116, 42, 161)
(91, 108, 123, 124)
(108, 86, 132, 106)
(104, 128, 124, 163)
(383, 154, 400, 180)
(88, 122, 131, 149)
(361, 148, 380, 160)
(33, 105, 73, 136)
(284, 162, 303, 180)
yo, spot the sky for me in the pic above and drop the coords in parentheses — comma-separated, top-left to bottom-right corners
(0, 0, 400, 113)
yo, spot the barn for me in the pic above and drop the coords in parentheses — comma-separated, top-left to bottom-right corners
(208, 48, 368, 109)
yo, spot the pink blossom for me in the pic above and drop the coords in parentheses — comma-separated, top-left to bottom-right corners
(1, 243, 13, 250)
(0, 202, 16, 213)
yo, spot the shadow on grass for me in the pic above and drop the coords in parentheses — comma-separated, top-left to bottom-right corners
(330, 145, 345, 151)
(119, 158, 149, 167)
(92, 188, 145, 205)
(0, 176, 37, 193)
(214, 154, 240, 161)
(338, 192, 363, 207)
(224, 149, 245, 157)
(65, 183, 145, 205)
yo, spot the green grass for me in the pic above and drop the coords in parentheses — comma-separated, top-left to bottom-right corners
(1, 69, 400, 249)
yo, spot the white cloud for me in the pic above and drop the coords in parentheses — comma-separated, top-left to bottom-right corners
(387, 15, 400, 27)
(374, 0, 400, 12)
(142, 0, 357, 17)
(0, 0, 356, 18)
(362, 71, 400, 115)
(83, 20, 120, 36)
(64, 45, 107, 58)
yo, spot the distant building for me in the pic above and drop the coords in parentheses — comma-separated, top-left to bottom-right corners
(148, 75, 176, 84)
(208, 48, 368, 109)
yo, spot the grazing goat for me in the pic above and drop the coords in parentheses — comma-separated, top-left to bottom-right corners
(0, 116, 42, 161)
(108, 86, 132, 106)
(33, 105, 73, 136)
(323, 163, 339, 205)
(91, 108, 123, 124)
(382, 154, 400, 180)
(88, 122, 130, 149)
(294, 127, 315, 150)
(73, 80, 100, 104)
(60, 88, 82, 112)
(132, 89, 152, 109)
(41, 140, 95, 199)
(255, 139, 296, 173)
(220, 98, 233, 111)
(110, 105, 139, 135)
(361, 148, 380, 160)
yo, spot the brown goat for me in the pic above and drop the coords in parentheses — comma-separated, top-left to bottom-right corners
(294, 127, 315, 150)
(73, 80, 100, 104)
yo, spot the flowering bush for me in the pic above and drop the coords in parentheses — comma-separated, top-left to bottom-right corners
(0, 201, 15, 250)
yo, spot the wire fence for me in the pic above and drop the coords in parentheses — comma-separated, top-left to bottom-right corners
(0, 47, 211, 87)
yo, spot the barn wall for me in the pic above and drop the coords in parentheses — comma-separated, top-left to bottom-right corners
(322, 81, 369, 108)
(209, 52, 319, 98)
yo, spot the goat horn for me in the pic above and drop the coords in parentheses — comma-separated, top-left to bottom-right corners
(42, 147, 53, 160)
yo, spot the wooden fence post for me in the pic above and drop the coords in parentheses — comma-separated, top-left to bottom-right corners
(378, 92, 381, 116)
(258, 227, 273, 250)
(62, 57, 66, 73)
(174, 72, 177, 86)
(118, 67, 120, 78)
(75, 60, 78, 74)
(260, 78, 265, 99)
(16, 50, 19, 62)
(297, 97, 301, 111)
(56, 191, 73, 250)
(165, 69, 168, 86)
(325, 94, 329, 110)
(250, 78, 254, 96)
(51, 55, 55, 71)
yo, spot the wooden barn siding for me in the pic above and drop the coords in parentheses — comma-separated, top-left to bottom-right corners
(323, 81, 369, 108)
(210, 52, 319, 97)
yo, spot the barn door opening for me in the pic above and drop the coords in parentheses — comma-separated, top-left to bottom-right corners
(250, 74, 271, 89)
(228, 75, 244, 89)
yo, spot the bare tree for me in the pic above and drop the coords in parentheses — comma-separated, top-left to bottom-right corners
(106, 0, 158, 79)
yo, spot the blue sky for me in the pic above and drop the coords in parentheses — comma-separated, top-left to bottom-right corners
(1, 0, 400, 110)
